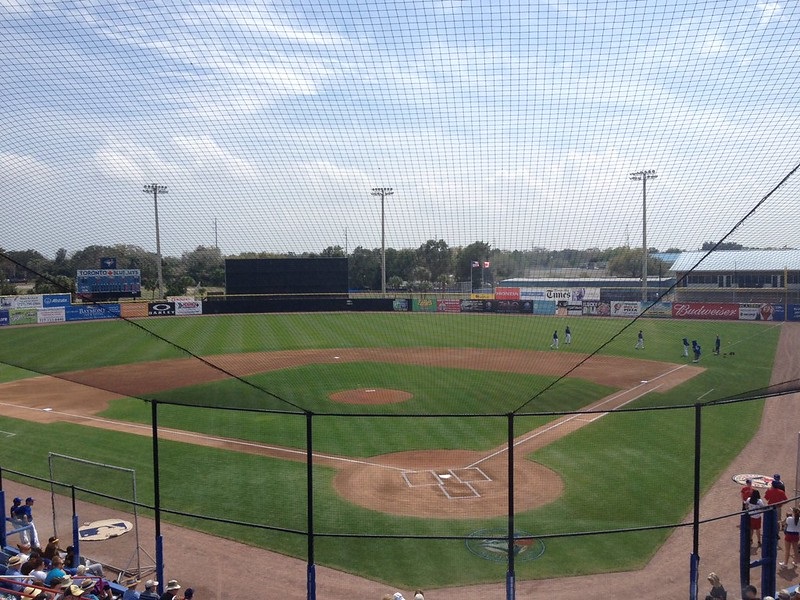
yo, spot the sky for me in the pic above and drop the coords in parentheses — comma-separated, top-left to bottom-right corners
(1, 0, 800, 259)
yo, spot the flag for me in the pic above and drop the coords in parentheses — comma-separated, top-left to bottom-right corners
(483, 261, 491, 268)
(471, 261, 480, 268)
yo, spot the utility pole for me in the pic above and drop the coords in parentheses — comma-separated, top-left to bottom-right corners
(371, 187, 394, 297)
(629, 170, 657, 302)
(214, 218, 218, 250)
(143, 183, 167, 299)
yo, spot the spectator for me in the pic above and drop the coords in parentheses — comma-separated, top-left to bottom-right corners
(79, 577, 100, 600)
(780, 506, 800, 568)
(181, 589, 193, 600)
(777, 590, 791, 600)
(160, 580, 181, 600)
(740, 479, 754, 511)
(43, 537, 61, 562)
(4, 554, 26, 594)
(121, 578, 141, 600)
(43, 556, 67, 587)
(139, 580, 160, 600)
(706, 573, 727, 599)
(64, 549, 104, 578)
(766, 479, 789, 507)
(746, 489, 767, 547)
(773, 474, 787, 492)
(64, 583, 87, 598)
(27, 557, 47, 585)
(414, 591, 425, 600)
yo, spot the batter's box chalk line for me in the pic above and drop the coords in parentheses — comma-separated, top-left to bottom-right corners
(402, 467, 492, 499)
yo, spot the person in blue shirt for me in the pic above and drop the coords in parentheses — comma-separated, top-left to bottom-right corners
(714, 335, 721, 355)
(693, 342, 702, 363)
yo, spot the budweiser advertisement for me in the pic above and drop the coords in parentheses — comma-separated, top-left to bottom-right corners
(671, 302, 739, 320)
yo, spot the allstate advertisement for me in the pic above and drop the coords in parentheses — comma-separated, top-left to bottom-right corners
(43, 294, 72, 307)
(65, 304, 122, 321)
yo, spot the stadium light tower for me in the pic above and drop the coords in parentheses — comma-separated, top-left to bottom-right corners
(629, 170, 657, 301)
(143, 183, 167, 299)
(371, 187, 394, 297)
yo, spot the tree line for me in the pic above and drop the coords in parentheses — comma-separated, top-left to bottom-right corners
(1, 240, 746, 298)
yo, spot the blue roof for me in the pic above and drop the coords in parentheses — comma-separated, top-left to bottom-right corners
(671, 249, 800, 272)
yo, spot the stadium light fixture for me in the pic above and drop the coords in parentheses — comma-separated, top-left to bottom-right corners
(371, 187, 394, 297)
(629, 170, 657, 302)
(143, 183, 168, 300)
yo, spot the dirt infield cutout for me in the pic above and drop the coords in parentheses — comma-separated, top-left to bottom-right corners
(0, 348, 702, 519)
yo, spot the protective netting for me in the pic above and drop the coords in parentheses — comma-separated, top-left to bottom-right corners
(2, 2, 800, 598)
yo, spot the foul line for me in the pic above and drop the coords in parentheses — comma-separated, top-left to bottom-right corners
(466, 363, 688, 468)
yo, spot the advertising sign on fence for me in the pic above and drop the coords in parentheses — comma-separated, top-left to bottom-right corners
(642, 301, 672, 318)
(787, 305, 800, 322)
(65, 304, 122, 321)
(495, 300, 533, 314)
(37, 308, 66, 324)
(412, 298, 437, 313)
(392, 299, 410, 312)
(582, 301, 611, 316)
(610, 301, 642, 317)
(532, 300, 556, 315)
(738, 302, 781, 321)
(437, 299, 462, 312)
(174, 300, 203, 316)
(0, 310, 9, 326)
(495, 288, 520, 301)
(43, 294, 72, 308)
(9, 308, 38, 325)
(0, 295, 44, 310)
(672, 302, 740, 320)
(460, 299, 492, 312)
(148, 302, 176, 317)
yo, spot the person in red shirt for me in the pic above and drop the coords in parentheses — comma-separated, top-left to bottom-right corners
(740, 479, 753, 511)
(765, 479, 788, 507)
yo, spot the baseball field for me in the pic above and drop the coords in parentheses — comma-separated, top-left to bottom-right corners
(0, 312, 781, 588)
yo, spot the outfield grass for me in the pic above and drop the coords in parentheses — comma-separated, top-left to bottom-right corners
(0, 314, 781, 587)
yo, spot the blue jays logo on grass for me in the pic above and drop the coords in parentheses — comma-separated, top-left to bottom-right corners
(465, 528, 545, 562)
(733, 473, 775, 489)
(78, 519, 133, 541)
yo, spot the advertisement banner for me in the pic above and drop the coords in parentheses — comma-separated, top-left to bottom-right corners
(392, 299, 410, 312)
(520, 289, 547, 298)
(495, 287, 520, 301)
(148, 302, 176, 317)
(437, 299, 462, 313)
(495, 300, 534, 313)
(120, 303, 149, 318)
(738, 302, 780, 321)
(43, 294, 72, 308)
(672, 302, 740, 320)
(0, 310, 8, 326)
(37, 308, 66, 324)
(642, 301, 672, 318)
(470, 293, 495, 300)
(610, 301, 642, 317)
(582, 301, 611, 316)
(174, 300, 203, 316)
(532, 300, 556, 315)
(0, 295, 44, 310)
(460, 299, 492, 312)
(9, 309, 38, 325)
(545, 288, 572, 302)
(412, 298, 437, 313)
(787, 305, 800, 322)
(65, 304, 122, 321)
(569, 288, 601, 302)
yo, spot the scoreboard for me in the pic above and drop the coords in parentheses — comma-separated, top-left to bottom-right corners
(76, 269, 141, 299)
